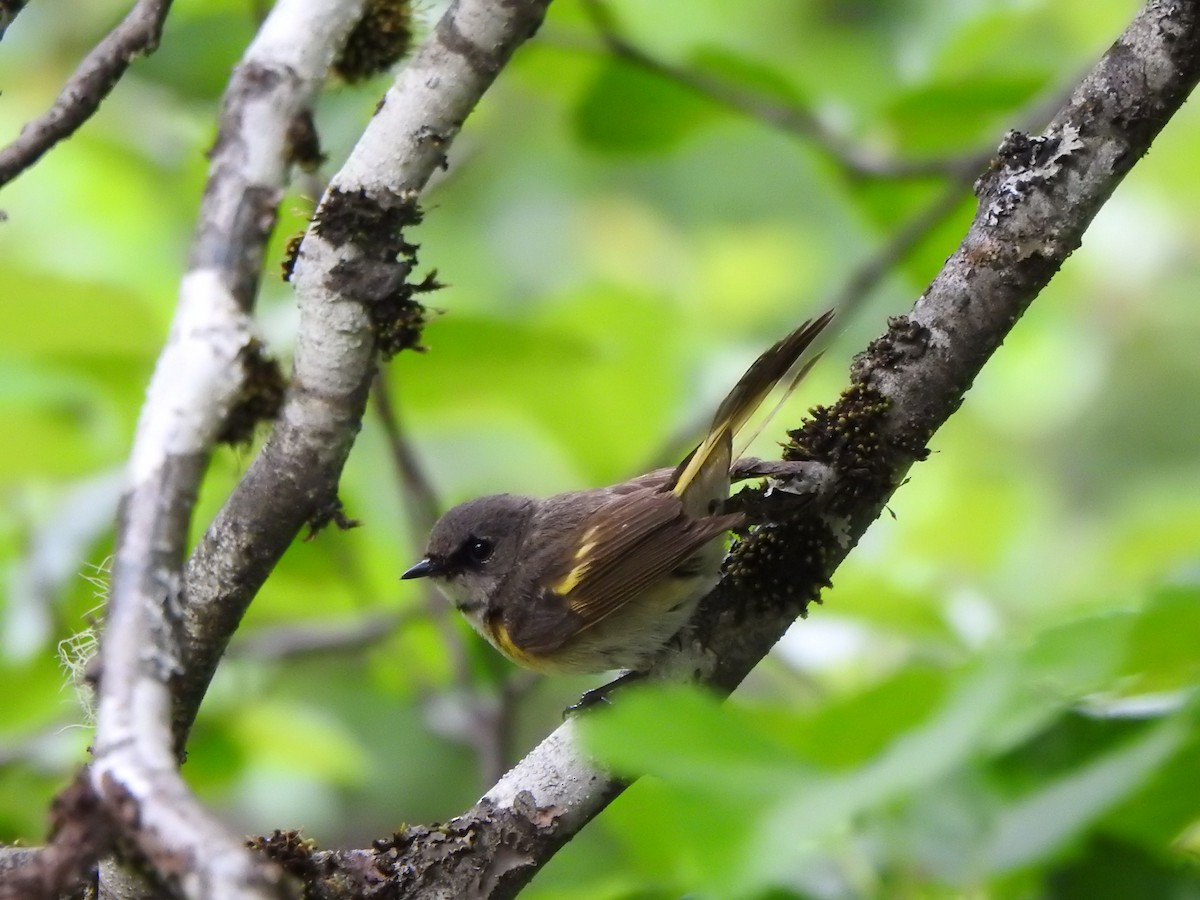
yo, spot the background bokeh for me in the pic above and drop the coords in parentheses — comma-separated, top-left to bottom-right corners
(1, 0, 1198, 897)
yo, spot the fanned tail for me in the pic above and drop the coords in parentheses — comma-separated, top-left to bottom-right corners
(670, 309, 835, 500)
(732, 350, 825, 462)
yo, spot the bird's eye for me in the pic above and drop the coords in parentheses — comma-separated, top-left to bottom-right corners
(466, 537, 494, 565)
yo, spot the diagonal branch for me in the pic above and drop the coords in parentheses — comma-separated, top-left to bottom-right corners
(0, 0, 173, 188)
(289, 1, 1198, 895)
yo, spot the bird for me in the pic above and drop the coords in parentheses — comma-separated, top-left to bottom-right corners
(402, 310, 834, 680)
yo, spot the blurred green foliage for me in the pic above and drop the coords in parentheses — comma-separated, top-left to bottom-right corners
(1, 0, 1198, 897)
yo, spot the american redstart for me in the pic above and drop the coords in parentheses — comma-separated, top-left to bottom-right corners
(402, 311, 834, 677)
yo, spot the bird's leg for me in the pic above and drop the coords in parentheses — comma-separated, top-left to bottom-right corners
(730, 457, 826, 483)
(724, 457, 834, 522)
(564, 670, 646, 717)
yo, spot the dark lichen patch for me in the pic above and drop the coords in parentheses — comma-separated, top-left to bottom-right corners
(326, 257, 440, 358)
(219, 339, 286, 446)
(335, 0, 415, 83)
(724, 481, 816, 523)
(786, 382, 919, 514)
(285, 108, 324, 172)
(314, 188, 442, 358)
(372, 821, 480, 877)
(280, 231, 304, 282)
(311, 187, 423, 255)
(14, 772, 120, 900)
(374, 268, 441, 359)
(723, 514, 834, 618)
(305, 496, 360, 540)
(976, 125, 1085, 227)
(858, 315, 932, 372)
(721, 368, 927, 615)
(247, 829, 322, 883)
(371, 794, 553, 895)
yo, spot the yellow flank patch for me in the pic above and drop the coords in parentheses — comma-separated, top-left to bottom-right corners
(492, 621, 547, 671)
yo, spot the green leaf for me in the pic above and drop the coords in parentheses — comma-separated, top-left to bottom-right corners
(579, 685, 806, 797)
(688, 46, 809, 110)
(227, 701, 369, 785)
(1045, 835, 1200, 900)
(573, 58, 718, 155)
(985, 716, 1189, 873)
(1021, 612, 1133, 700)
(1101, 703, 1200, 850)
(883, 73, 1048, 155)
(1122, 585, 1200, 691)
(755, 659, 1018, 846)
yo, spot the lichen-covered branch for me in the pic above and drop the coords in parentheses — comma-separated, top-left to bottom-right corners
(72, 1, 370, 898)
(0, 0, 173, 188)
(284, 1, 1199, 895)
(177, 0, 553, 745)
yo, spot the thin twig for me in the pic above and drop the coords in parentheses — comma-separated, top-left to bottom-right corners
(477, 671, 538, 786)
(372, 371, 442, 539)
(0, 0, 174, 188)
(229, 609, 415, 661)
(580, 0, 981, 180)
(638, 77, 1070, 474)
(371, 370, 472, 680)
(372, 369, 535, 787)
(639, 170, 985, 472)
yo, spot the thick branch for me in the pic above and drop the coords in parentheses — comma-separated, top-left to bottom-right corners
(78, 2, 368, 899)
(297, 1, 1199, 895)
(177, 0, 553, 747)
(0, 0, 173, 188)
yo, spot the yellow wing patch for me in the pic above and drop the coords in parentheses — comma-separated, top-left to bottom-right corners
(554, 524, 600, 599)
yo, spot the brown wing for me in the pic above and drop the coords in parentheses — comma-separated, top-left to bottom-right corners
(503, 489, 741, 656)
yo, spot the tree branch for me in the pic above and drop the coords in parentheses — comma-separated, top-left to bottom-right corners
(0, 0, 29, 42)
(580, 0, 987, 181)
(288, 1, 1199, 895)
(69, 1, 370, 898)
(0, 0, 173, 188)
(228, 609, 414, 661)
(373, 372, 529, 785)
(176, 0, 553, 752)
(372, 371, 442, 541)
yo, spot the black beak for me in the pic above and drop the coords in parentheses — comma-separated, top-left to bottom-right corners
(401, 558, 439, 580)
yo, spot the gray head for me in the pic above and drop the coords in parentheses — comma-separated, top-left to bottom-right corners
(401, 494, 535, 614)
